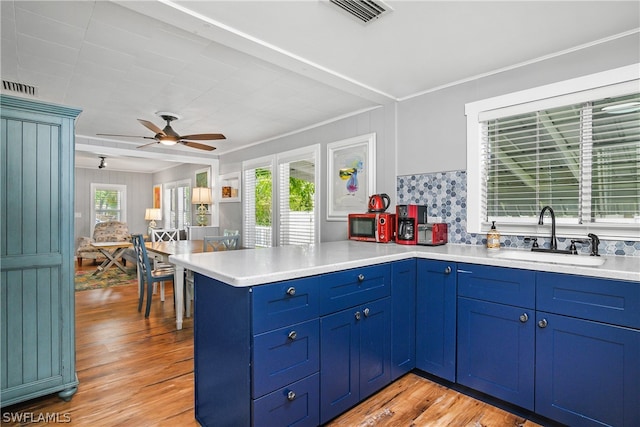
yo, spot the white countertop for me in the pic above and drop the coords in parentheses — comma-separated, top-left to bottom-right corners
(169, 241, 640, 287)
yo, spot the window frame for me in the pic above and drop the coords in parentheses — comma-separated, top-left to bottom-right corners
(90, 183, 126, 236)
(465, 63, 640, 240)
(242, 145, 321, 249)
(162, 179, 192, 230)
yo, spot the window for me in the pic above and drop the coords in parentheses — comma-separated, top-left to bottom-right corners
(466, 64, 640, 240)
(90, 183, 126, 235)
(278, 146, 320, 246)
(243, 145, 320, 248)
(163, 179, 191, 229)
(243, 157, 274, 248)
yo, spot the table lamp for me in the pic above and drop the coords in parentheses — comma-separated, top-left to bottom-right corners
(145, 208, 162, 229)
(192, 187, 212, 226)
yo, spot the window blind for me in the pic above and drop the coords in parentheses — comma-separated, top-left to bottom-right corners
(483, 92, 640, 224)
(243, 159, 273, 248)
(278, 158, 316, 246)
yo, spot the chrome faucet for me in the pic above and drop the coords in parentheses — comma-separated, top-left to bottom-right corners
(538, 206, 557, 250)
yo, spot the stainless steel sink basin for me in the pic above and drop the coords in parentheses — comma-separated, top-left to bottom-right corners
(490, 249, 606, 266)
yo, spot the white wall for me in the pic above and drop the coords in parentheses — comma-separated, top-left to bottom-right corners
(397, 33, 640, 175)
(219, 102, 397, 242)
(74, 167, 153, 240)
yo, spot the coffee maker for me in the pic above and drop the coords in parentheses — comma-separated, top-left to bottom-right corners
(396, 204, 428, 245)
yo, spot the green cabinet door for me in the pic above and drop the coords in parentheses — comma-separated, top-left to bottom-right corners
(1, 95, 81, 406)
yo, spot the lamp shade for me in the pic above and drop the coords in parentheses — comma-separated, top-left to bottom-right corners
(145, 208, 162, 221)
(192, 187, 212, 204)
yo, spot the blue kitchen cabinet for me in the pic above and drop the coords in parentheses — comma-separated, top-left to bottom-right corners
(391, 259, 417, 380)
(1, 95, 81, 406)
(320, 297, 391, 424)
(415, 259, 457, 382)
(194, 274, 321, 427)
(456, 264, 536, 410)
(535, 273, 640, 427)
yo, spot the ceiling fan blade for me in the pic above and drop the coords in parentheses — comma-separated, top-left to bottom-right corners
(136, 141, 159, 149)
(97, 133, 155, 140)
(138, 119, 164, 135)
(181, 141, 216, 151)
(180, 133, 226, 141)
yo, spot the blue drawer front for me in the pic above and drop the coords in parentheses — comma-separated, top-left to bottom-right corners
(319, 263, 391, 315)
(457, 263, 535, 308)
(253, 373, 319, 427)
(537, 272, 640, 329)
(253, 319, 319, 398)
(252, 276, 320, 334)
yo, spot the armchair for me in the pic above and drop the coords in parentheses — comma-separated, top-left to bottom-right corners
(76, 221, 131, 267)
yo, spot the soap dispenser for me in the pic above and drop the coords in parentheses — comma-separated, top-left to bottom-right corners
(487, 221, 500, 250)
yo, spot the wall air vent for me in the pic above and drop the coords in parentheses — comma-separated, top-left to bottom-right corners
(2, 80, 38, 97)
(328, 0, 392, 24)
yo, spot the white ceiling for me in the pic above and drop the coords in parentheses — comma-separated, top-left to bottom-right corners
(1, 1, 638, 172)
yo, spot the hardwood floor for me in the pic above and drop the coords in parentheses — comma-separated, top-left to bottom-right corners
(2, 266, 543, 426)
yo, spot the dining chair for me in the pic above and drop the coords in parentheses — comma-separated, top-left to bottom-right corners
(149, 229, 180, 299)
(203, 234, 240, 252)
(132, 234, 175, 318)
(150, 229, 181, 242)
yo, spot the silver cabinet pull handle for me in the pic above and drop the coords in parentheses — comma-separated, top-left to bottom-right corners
(355, 311, 361, 320)
(286, 287, 296, 296)
(538, 318, 548, 328)
(357, 274, 365, 282)
(519, 313, 528, 323)
(363, 308, 370, 317)
(288, 331, 297, 340)
(444, 266, 452, 274)
(287, 391, 296, 401)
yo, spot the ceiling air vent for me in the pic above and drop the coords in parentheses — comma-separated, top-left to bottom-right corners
(2, 80, 38, 96)
(328, 0, 392, 24)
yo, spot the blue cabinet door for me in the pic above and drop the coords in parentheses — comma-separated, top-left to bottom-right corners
(536, 312, 640, 427)
(359, 297, 391, 399)
(457, 297, 535, 410)
(320, 297, 391, 424)
(391, 259, 416, 380)
(320, 305, 360, 423)
(253, 373, 320, 427)
(416, 259, 457, 382)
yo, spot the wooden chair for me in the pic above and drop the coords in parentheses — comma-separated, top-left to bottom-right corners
(203, 234, 240, 252)
(132, 234, 175, 318)
(150, 229, 181, 242)
(149, 229, 180, 299)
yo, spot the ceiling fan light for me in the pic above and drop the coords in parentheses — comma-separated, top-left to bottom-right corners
(159, 136, 178, 145)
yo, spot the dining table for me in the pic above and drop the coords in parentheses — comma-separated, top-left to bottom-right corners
(145, 240, 204, 330)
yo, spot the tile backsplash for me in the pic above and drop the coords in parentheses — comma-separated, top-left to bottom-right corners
(397, 170, 640, 257)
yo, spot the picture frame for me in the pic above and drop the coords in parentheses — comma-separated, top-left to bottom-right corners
(153, 184, 162, 209)
(326, 133, 376, 221)
(219, 171, 241, 203)
(194, 167, 212, 214)
(194, 167, 211, 188)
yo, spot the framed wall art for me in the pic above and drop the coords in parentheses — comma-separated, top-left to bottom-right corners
(194, 167, 211, 188)
(326, 133, 376, 221)
(153, 184, 162, 209)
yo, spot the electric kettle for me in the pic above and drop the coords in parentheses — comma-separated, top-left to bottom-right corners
(368, 194, 391, 213)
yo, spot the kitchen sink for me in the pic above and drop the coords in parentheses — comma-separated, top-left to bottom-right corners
(490, 249, 606, 267)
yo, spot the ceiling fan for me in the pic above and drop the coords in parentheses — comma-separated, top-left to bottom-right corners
(97, 112, 225, 151)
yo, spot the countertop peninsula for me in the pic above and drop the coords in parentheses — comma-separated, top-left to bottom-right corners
(169, 241, 640, 286)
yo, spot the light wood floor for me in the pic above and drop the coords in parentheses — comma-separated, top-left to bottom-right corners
(2, 266, 543, 426)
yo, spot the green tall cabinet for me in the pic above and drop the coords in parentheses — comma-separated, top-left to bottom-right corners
(1, 95, 81, 407)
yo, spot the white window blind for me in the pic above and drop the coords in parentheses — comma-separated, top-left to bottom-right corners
(483, 92, 639, 224)
(163, 179, 191, 229)
(243, 157, 274, 249)
(278, 147, 318, 246)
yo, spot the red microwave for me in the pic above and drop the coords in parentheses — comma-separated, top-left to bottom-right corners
(348, 213, 396, 243)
